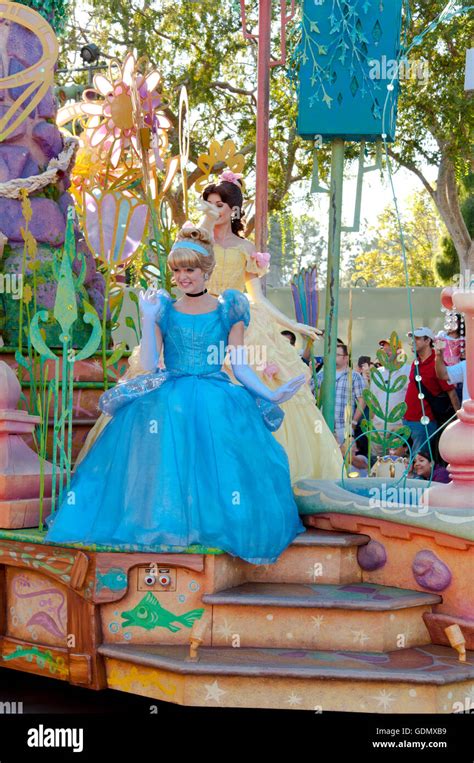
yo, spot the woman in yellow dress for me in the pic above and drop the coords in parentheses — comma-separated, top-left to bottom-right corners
(77, 172, 342, 482)
(200, 172, 342, 482)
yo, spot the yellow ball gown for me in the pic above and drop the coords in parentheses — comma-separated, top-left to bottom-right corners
(206, 242, 342, 482)
(77, 241, 342, 482)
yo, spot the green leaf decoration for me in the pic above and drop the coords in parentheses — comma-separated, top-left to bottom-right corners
(30, 310, 58, 360)
(388, 374, 408, 394)
(128, 291, 139, 305)
(75, 252, 87, 290)
(105, 342, 127, 367)
(370, 367, 387, 392)
(110, 305, 121, 323)
(14, 350, 31, 371)
(74, 300, 102, 362)
(387, 401, 407, 424)
(385, 426, 411, 449)
(367, 431, 387, 445)
(125, 316, 137, 330)
(362, 389, 385, 419)
(389, 331, 400, 357)
(53, 215, 78, 337)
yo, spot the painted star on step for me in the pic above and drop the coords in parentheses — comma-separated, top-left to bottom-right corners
(371, 689, 396, 711)
(204, 680, 227, 703)
(287, 692, 303, 706)
(215, 618, 234, 642)
(311, 615, 325, 629)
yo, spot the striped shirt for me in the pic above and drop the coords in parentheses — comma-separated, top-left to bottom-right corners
(317, 368, 365, 439)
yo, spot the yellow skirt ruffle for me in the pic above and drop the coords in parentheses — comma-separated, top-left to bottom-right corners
(239, 300, 343, 482)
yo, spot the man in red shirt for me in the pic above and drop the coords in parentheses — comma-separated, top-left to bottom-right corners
(403, 327, 458, 456)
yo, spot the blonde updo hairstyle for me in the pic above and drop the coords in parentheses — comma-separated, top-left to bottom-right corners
(167, 224, 215, 279)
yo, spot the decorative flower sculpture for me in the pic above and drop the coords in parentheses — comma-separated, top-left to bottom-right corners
(195, 139, 246, 193)
(83, 189, 149, 269)
(70, 142, 103, 193)
(81, 53, 172, 169)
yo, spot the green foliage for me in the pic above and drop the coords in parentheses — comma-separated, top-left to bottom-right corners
(351, 191, 443, 286)
(16, 0, 70, 34)
(55, 0, 473, 260)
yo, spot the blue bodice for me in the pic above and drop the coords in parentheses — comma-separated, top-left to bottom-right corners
(156, 289, 250, 376)
(97, 288, 284, 432)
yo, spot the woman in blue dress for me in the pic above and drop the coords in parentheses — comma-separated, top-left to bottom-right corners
(45, 223, 307, 565)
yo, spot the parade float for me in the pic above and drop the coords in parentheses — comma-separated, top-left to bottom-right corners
(0, 0, 472, 714)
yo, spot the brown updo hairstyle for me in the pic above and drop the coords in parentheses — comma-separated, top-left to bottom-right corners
(203, 180, 245, 237)
(167, 224, 215, 279)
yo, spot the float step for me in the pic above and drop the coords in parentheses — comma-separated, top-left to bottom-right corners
(239, 529, 370, 585)
(98, 642, 474, 712)
(202, 582, 441, 651)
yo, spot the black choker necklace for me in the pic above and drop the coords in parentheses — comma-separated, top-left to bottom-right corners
(185, 288, 207, 297)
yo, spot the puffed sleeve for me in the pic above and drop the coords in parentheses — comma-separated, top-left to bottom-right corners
(219, 289, 250, 333)
(153, 289, 173, 334)
(244, 246, 271, 277)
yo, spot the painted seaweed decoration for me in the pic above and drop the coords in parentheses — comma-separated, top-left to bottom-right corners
(361, 331, 410, 456)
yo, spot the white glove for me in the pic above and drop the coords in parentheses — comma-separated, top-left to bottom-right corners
(230, 346, 306, 403)
(195, 198, 221, 241)
(138, 288, 161, 372)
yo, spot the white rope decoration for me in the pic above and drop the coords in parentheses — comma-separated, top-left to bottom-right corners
(0, 135, 79, 199)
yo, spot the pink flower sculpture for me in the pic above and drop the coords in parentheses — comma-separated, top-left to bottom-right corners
(84, 189, 149, 267)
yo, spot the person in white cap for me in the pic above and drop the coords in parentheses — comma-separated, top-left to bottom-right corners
(403, 327, 459, 456)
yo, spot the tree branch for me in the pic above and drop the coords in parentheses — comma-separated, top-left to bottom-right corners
(386, 147, 436, 199)
(209, 80, 257, 107)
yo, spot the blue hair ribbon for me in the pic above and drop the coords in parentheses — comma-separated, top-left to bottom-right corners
(170, 240, 210, 257)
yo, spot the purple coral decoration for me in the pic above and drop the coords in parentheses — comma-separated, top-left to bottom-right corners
(357, 540, 387, 571)
(412, 550, 452, 592)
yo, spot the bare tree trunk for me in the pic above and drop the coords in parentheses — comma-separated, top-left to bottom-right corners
(387, 147, 473, 273)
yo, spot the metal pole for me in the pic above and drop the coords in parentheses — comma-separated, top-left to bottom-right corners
(321, 137, 345, 432)
(254, 0, 271, 255)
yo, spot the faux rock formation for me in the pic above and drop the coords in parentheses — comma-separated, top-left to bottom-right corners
(0, 14, 109, 348)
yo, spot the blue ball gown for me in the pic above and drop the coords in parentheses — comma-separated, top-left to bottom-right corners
(45, 289, 305, 564)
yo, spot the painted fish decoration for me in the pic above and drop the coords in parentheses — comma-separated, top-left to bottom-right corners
(121, 592, 204, 632)
(96, 568, 128, 593)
